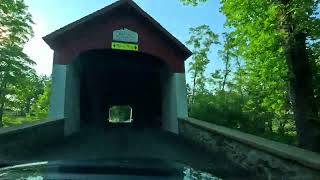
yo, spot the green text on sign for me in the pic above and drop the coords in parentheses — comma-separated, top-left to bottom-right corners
(112, 42, 139, 51)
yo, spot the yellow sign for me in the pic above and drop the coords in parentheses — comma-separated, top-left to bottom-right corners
(111, 42, 138, 51)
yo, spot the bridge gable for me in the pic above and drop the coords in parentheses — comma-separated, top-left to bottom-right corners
(43, 0, 191, 73)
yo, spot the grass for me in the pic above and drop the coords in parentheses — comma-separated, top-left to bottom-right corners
(2, 114, 42, 128)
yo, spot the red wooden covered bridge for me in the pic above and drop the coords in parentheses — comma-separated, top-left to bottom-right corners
(43, 0, 190, 135)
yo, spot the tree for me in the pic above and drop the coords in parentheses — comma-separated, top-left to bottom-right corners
(0, 0, 34, 126)
(217, 33, 236, 92)
(221, 0, 320, 152)
(14, 74, 49, 116)
(181, 0, 320, 152)
(0, 0, 33, 44)
(186, 25, 219, 105)
(28, 79, 51, 120)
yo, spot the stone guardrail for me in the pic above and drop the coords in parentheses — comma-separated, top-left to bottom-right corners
(0, 118, 65, 159)
(179, 117, 320, 180)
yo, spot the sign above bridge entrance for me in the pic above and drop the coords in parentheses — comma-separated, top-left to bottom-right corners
(113, 28, 138, 43)
(111, 42, 138, 51)
(112, 28, 139, 51)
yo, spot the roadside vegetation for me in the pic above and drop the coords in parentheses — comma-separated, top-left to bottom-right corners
(0, 0, 50, 128)
(181, 0, 320, 152)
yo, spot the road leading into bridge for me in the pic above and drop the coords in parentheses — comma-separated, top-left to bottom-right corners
(10, 124, 256, 179)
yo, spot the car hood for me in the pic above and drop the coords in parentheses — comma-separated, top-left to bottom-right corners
(0, 158, 221, 180)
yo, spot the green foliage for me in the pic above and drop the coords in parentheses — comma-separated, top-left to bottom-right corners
(190, 91, 246, 129)
(187, 25, 219, 105)
(189, 92, 297, 145)
(109, 106, 132, 122)
(220, 0, 320, 149)
(309, 40, 320, 102)
(0, 0, 50, 127)
(2, 114, 30, 127)
(181, 0, 320, 147)
(0, 0, 33, 44)
(27, 79, 51, 120)
(180, 0, 208, 6)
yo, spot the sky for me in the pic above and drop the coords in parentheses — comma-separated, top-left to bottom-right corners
(23, 0, 226, 77)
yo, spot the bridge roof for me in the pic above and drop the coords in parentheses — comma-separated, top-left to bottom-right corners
(43, 0, 192, 60)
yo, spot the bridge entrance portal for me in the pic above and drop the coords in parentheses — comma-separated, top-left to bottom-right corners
(78, 50, 164, 129)
(44, 0, 191, 136)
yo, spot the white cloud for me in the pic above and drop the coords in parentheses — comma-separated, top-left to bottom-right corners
(23, 14, 53, 76)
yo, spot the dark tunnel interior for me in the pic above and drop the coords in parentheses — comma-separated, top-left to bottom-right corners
(76, 50, 167, 129)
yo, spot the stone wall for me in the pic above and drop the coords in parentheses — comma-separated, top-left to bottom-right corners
(0, 118, 65, 159)
(179, 118, 320, 180)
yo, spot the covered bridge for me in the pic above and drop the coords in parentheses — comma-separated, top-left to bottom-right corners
(43, 0, 190, 135)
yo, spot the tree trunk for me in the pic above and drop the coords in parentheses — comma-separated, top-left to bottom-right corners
(0, 79, 6, 128)
(222, 50, 230, 92)
(0, 100, 4, 127)
(279, 0, 320, 151)
(285, 32, 320, 152)
(191, 71, 198, 106)
(0, 92, 5, 127)
(235, 56, 244, 98)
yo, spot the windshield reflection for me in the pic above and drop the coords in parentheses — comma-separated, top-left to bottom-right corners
(0, 162, 221, 180)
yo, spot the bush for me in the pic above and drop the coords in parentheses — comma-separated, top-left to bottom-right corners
(189, 91, 297, 145)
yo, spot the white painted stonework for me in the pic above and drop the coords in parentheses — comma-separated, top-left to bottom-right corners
(174, 73, 188, 119)
(49, 64, 67, 119)
(161, 72, 188, 134)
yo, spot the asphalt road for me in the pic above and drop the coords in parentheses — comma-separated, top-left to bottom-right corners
(5, 124, 256, 179)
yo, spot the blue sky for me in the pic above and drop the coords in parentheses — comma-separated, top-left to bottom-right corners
(23, 0, 226, 80)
